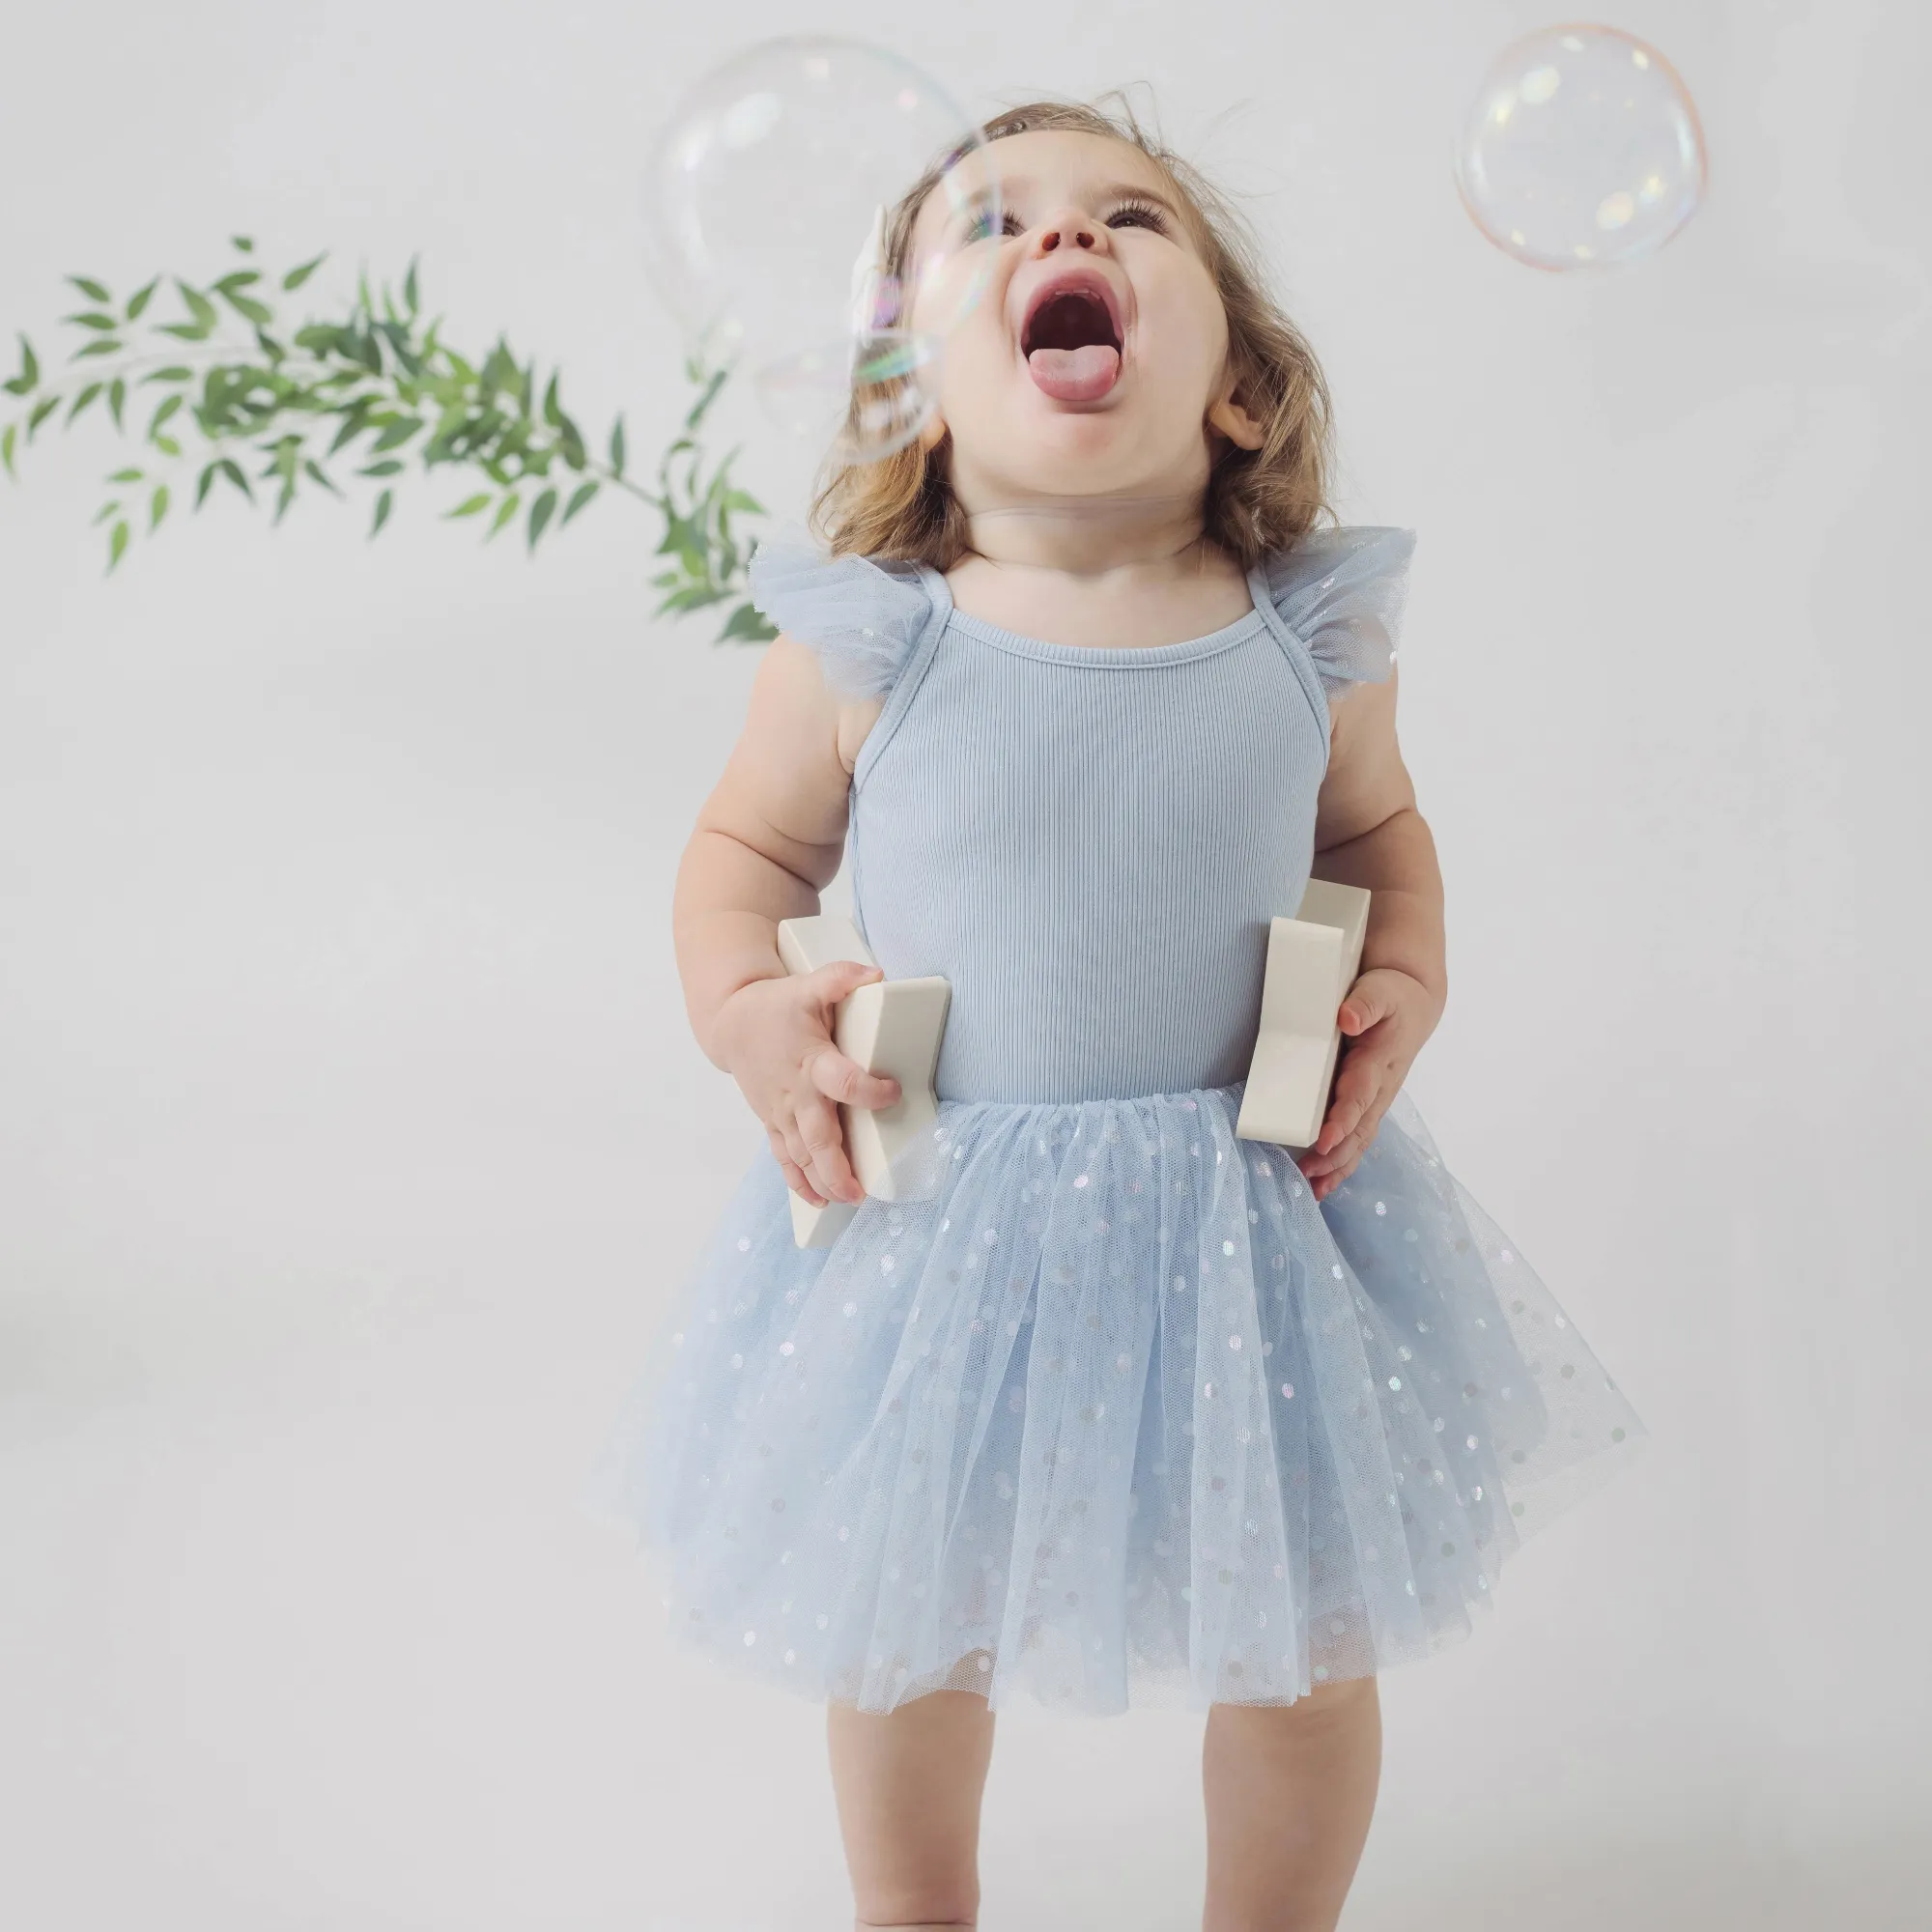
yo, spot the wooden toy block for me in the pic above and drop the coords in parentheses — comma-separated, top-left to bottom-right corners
(1236, 877, 1372, 1152)
(775, 914, 951, 1248)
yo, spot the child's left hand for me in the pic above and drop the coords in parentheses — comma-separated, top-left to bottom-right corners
(1296, 966, 1441, 1204)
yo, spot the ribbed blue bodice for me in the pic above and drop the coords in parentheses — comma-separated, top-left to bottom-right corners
(748, 526, 1416, 1106)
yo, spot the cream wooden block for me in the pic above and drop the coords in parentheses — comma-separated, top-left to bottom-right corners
(1236, 877, 1372, 1152)
(776, 913, 878, 980)
(775, 915, 951, 1248)
(832, 976, 951, 1199)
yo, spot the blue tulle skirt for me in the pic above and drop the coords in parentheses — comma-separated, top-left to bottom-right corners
(583, 1081, 1645, 1719)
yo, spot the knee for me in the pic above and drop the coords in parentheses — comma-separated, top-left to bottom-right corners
(855, 1883, 979, 1929)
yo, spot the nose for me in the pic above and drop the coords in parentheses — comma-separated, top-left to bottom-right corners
(1031, 206, 1110, 257)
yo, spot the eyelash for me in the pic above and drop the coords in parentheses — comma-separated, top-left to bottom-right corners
(964, 198, 1170, 242)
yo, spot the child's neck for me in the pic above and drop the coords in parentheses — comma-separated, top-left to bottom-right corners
(947, 489, 1256, 650)
(958, 487, 1213, 582)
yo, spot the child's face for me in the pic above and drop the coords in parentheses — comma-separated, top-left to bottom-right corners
(903, 128, 1259, 510)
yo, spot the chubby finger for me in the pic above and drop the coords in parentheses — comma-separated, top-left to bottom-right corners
(795, 1094, 864, 1205)
(768, 1126, 825, 1206)
(808, 1042, 902, 1112)
(803, 958, 885, 1009)
(780, 1119, 825, 1200)
(1305, 1103, 1388, 1179)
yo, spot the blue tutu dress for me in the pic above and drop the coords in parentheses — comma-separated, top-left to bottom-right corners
(586, 525, 1646, 1719)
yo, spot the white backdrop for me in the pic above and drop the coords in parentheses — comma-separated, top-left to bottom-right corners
(1, 2, 1925, 1927)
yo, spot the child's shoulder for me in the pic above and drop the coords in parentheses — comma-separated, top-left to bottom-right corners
(747, 521, 1419, 705)
(746, 525, 935, 702)
(1259, 525, 1417, 700)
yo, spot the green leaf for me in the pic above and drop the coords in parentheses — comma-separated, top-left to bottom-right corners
(659, 583, 727, 612)
(175, 281, 219, 331)
(231, 235, 255, 253)
(151, 483, 170, 530)
(154, 434, 182, 458)
(717, 600, 779, 643)
(369, 415, 421, 453)
(560, 479, 598, 526)
(403, 258, 420, 314)
(68, 275, 112, 302)
(141, 366, 193, 384)
(16, 334, 40, 392)
(273, 479, 296, 526)
(327, 402, 376, 455)
(608, 414, 626, 477)
(357, 458, 403, 477)
(370, 487, 393, 537)
(684, 366, 727, 431)
(93, 499, 121, 526)
(107, 519, 129, 571)
(444, 494, 492, 519)
(527, 486, 557, 551)
(27, 396, 61, 437)
(220, 291, 275, 327)
(108, 466, 145, 483)
(107, 377, 126, 428)
(301, 459, 342, 497)
(67, 382, 103, 423)
(126, 277, 160, 321)
(64, 312, 120, 331)
(720, 487, 764, 515)
(542, 372, 563, 430)
(155, 322, 214, 342)
(487, 492, 521, 539)
(195, 462, 218, 508)
(213, 270, 262, 294)
(281, 252, 327, 292)
(217, 457, 253, 502)
(149, 393, 184, 438)
(71, 339, 123, 361)
(0, 424, 14, 477)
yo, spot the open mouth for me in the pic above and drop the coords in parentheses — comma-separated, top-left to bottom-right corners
(1020, 274, 1124, 403)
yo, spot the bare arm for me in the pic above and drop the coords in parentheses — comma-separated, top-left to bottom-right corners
(672, 633, 856, 1066)
(1311, 668, 1448, 1026)
(1296, 668, 1447, 1201)
(671, 635, 900, 1208)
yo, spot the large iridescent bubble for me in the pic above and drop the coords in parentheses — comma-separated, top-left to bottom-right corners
(647, 37, 997, 461)
(1456, 25, 1706, 270)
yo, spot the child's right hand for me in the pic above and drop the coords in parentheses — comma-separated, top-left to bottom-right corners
(712, 961, 904, 1208)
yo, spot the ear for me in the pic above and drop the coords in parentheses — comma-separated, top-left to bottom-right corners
(1207, 387, 1266, 451)
(917, 408, 950, 453)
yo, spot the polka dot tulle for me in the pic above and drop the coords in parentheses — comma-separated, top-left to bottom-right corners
(583, 1083, 1645, 1719)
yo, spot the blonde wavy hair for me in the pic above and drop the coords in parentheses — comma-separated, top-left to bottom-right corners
(809, 93, 1336, 570)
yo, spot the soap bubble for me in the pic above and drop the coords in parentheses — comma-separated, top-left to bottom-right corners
(1456, 25, 1706, 270)
(647, 37, 996, 461)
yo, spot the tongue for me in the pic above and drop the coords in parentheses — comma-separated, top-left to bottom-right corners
(1028, 343, 1121, 402)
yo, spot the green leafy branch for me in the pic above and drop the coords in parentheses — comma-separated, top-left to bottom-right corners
(1, 236, 776, 642)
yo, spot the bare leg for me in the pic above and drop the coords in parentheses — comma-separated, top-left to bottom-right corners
(827, 1686, 997, 1931)
(1200, 1675, 1382, 1932)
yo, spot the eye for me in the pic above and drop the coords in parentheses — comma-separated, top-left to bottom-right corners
(961, 205, 1022, 243)
(1107, 198, 1170, 234)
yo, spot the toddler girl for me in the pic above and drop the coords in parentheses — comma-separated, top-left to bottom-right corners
(593, 95, 1645, 1932)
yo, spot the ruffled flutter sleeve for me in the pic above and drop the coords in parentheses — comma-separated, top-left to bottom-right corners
(746, 525, 933, 701)
(1261, 526, 1416, 701)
